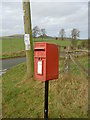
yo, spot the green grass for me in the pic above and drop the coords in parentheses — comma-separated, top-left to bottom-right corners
(2, 37, 25, 53)
(2, 56, 88, 118)
(1, 37, 25, 59)
(34, 38, 72, 46)
(1, 37, 84, 59)
(2, 37, 72, 53)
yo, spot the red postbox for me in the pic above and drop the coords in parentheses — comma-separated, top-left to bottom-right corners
(34, 42, 59, 82)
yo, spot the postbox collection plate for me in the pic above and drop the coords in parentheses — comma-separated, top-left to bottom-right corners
(37, 60, 42, 75)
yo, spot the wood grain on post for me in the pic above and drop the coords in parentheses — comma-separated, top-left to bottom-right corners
(23, 0, 34, 79)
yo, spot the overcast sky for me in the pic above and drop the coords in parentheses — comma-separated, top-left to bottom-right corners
(0, 0, 89, 39)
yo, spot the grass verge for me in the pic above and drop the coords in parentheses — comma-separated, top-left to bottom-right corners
(2, 50, 26, 59)
(2, 57, 88, 118)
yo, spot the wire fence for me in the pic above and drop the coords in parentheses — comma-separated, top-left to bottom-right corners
(58, 45, 88, 78)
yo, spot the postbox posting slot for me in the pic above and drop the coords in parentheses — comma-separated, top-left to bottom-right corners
(34, 47, 45, 51)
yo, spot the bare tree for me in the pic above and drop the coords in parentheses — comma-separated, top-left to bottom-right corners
(71, 28, 80, 40)
(41, 28, 46, 39)
(32, 26, 40, 40)
(71, 28, 80, 49)
(59, 28, 65, 40)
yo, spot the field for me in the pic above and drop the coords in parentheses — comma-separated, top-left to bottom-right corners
(1, 35, 88, 118)
(2, 56, 88, 118)
(2, 37, 25, 53)
(1, 37, 84, 59)
(1, 37, 25, 59)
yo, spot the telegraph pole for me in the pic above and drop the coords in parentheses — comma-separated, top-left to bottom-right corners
(23, 0, 33, 79)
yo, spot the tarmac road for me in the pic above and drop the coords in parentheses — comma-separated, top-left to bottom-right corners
(0, 57, 26, 76)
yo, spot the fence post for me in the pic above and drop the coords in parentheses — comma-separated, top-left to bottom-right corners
(59, 45, 60, 60)
(65, 46, 70, 73)
(58, 45, 61, 78)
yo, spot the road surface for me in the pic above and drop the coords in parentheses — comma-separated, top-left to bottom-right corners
(0, 57, 26, 76)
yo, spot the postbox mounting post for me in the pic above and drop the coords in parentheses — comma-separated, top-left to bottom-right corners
(44, 80, 49, 119)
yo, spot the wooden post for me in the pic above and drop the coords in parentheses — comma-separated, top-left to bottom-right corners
(23, 0, 34, 79)
(57, 45, 60, 60)
(65, 46, 70, 73)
